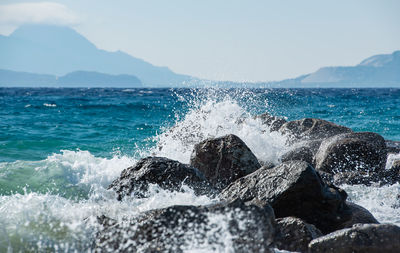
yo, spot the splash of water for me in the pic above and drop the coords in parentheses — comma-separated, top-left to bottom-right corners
(151, 93, 288, 165)
(342, 183, 400, 225)
(1, 88, 399, 252)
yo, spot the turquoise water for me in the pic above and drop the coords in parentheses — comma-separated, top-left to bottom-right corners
(1, 88, 399, 163)
(0, 87, 399, 252)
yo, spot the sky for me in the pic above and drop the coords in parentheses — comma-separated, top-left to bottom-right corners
(0, 0, 399, 82)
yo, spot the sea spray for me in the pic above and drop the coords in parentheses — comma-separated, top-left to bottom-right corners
(1, 88, 400, 252)
(152, 89, 289, 164)
(342, 183, 400, 226)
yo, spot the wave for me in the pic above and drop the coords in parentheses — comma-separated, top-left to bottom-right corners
(0, 150, 135, 198)
(1, 88, 399, 252)
(150, 91, 289, 164)
(0, 184, 217, 252)
(342, 183, 400, 225)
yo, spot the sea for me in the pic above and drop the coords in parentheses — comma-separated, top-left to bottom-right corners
(0, 87, 399, 252)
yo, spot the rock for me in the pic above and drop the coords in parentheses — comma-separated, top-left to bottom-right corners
(219, 160, 351, 234)
(95, 200, 276, 252)
(314, 132, 387, 185)
(386, 140, 400, 154)
(379, 162, 400, 185)
(280, 139, 325, 167)
(281, 145, 314, 165)
(308, 223, 400, 253)
(108, 157, 212, 200)
(190, 134, 261, 190)
(279, 118, 352, 142)
(255, 112, 287, 132)
(330, 168, 399, 186)
(275, 217, 323, 252)
(338, 202, 379, 229)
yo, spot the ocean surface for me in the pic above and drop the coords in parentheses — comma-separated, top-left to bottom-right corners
(0, 87, 399, 252)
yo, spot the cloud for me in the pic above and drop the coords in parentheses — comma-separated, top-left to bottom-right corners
(0, 2, 79, 28)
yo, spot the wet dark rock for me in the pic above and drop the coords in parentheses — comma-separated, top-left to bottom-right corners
(95, 200, 276, 253)
(281, 139, 325, 168)
(275, 217, 323, 252)
(320, 164, 399, 186)
(308, 223, 400, 253)
(190, 134, 261, 190)
(386, 140, 400, 154)
(281, 145, 314, 165)
(338, 202, 379, 229)
(279, 118, 352, 142)
(108, 157, 212, 200)
(255, 112, 287, 132)
(378, 160, 400, 185)
(219, 160, 351, 234)
(314, 132, 388, 185)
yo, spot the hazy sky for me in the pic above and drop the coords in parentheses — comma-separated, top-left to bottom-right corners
(0, 0, 399, 82)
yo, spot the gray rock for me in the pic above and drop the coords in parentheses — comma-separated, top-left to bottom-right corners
(331, 168, 399, 186)
(190, 134, 261, 190)
(219, 160, 351, 234)
(281, 145, 314, 165)
(280, 139, 326, 168)
(338, 202, 379, 229)
(308, 223, 400, 253)
(314, 132, 387, 185)
(108, 157, 212, 200)
(275, 217, 323, 252)
(386, 140, 400, 154)
(279, 118, 352, 142)
(255, 112, 287, 132)
(95, 200, 276, 253)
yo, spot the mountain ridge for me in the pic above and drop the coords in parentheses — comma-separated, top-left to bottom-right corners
(298, 50, 400, 84)
(0, 24, 192, 86)
(0, 69, 142, 87)
(0, 24, 398, 87)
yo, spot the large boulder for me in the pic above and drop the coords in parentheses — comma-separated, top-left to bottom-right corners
(314, 132, 387, 185)
(190, 134, 261, 190)
(275, 217, 323, 252)
(95, 200, 276, 252)
(308, 224, 400, 253)
(279, 118, 352, 142)
(219, 160, 351, 234)
(108, 157, 212, 200)
(338, 202, 379, 229)
(255, 112, 287, 132)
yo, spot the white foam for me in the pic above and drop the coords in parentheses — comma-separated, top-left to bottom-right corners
(2, 89, 399, 252)
(342, 183, 400, 226)
(151, 98, 288, 164)
(386, 152, 400, 170)
(44, 150, 135, 188)
(0, 183, 217, 252)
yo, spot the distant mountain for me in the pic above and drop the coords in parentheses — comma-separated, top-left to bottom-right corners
(0, 69, 56, 87)
(0, 24, 192, 86)
(0, 69, 142, 87)
(58, 71, 142, 87)
(298, 51, 400, 86)
(190, 51, 400, 88)
(0, 25, 398, 88)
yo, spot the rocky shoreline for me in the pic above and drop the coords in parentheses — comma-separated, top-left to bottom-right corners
(94, 114, 400, 252)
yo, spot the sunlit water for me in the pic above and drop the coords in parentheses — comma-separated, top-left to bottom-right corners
(0, 88, 399, 251)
